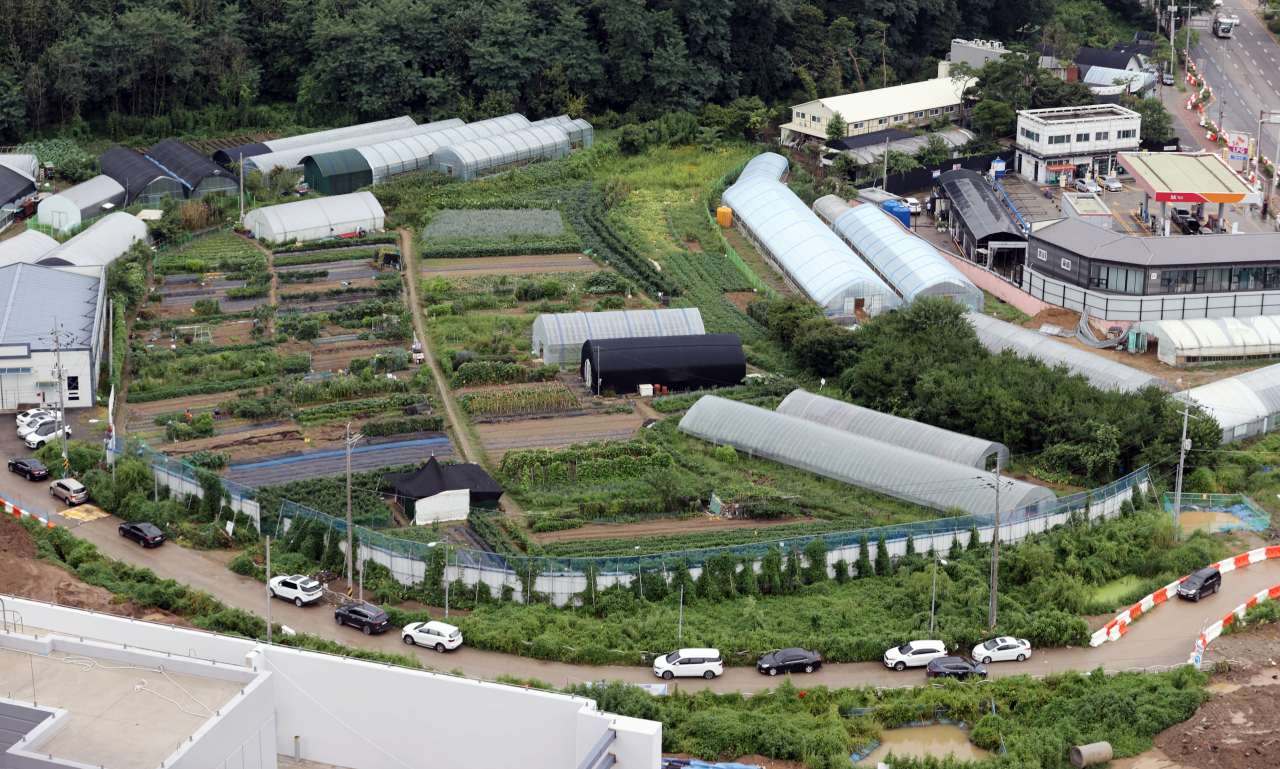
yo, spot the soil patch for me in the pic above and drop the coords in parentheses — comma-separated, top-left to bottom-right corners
(475, 412, 643, 460)
(724, 291, 758, 313)
(1022, 307, 1081, 331)
(278, 277, 377, 297)
(168, 425, 305, 460)
(532, 514, 822, 545)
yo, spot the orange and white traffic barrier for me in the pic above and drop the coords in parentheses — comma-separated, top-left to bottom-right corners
(1091, 546, 1280, 647)
(1189, 582, 1280, 665)
(3, 497, 52, 529)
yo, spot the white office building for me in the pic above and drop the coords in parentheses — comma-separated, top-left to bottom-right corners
(1013, 104, 1142, 184)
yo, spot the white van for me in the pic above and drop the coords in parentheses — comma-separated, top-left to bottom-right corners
(653, 648, 724, 680)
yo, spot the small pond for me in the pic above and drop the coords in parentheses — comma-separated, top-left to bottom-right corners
(856, 724, 991, 765)
(1092, 574, 1140, 606)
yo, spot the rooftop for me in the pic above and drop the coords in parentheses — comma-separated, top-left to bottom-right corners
(1019, 104, 1140, 123)
(1064, 192, 1111, 215)
(1117, 151, 1260, 205)
(1030, 217, 1280, 266)
(797, 77, 973, 119)
(0, 262, 102, 350)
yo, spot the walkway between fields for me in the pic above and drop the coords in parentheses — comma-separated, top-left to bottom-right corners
(68, 515, 1280, 693)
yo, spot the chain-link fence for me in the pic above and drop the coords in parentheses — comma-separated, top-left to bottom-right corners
(1164, 491, 1271, 535)
(108, 436, 260, 529)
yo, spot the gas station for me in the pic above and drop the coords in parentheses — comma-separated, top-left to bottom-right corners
(1117, 150, 1260, 235)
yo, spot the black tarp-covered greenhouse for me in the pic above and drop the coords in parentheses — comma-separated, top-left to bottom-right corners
(579, 334, 745, 394)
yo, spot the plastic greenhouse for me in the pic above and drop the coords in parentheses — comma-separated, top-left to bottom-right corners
(1134, 316, 1280, 367)
(680, 396, 1056, 516)
(581, 334, 745, 393)
(243, 192, 385, 244)
(211, 116, 418, 165)
(967, 313, 1175, 393)
(777, 389, 1010, 470)
(737, 152, 789, 182)
(432, 125, 572, 181)
(37, 175, 127, 234)
(1183, 363, 1280, 444)
(0, 153, 38, 179)
(36, 213, 147, 268)
(243, 117, 465, 175)
(0, 166, 34, 209)
(98, 147, 186, 206)
(815, 196, 983, 312)
(146, 140, 237, 199)
(561, 118, 594, 149)
(531, 308, 706, 366)
(528, 115, 573, 129)
(308, 114, 532, 191)
(720, 175, 899, 318)
(0, 229, 58, 268)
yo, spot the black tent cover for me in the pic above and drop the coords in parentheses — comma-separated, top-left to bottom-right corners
(0, 165, 35, 207)
(212, 143, 271, 167)
(579, 333, 745, 394)
(383, 457, 503, 503)
(147, 139, 235, 190)
(98, 147, 179, 203)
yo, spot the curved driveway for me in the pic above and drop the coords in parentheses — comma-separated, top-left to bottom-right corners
(70, 514, 1280, 692)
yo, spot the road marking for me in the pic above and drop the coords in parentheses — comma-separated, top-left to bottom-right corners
(60, 504, 109, 523)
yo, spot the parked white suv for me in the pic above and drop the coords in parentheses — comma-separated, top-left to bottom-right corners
(16, 409, 59, 428)
(18, 414, 56, 438)
(402, 620, 463, 652)
(653, 648, 723, 680)
(25, 421, 70, 449)
(883, 640, 947, 671)
(268, 574, 323, 607)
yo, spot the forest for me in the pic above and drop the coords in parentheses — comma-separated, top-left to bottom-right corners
(0, 0, 1157, 142)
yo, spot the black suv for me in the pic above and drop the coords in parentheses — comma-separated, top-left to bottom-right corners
(8, 458, 49, 480)
(1177, 566, 1221, 602)
(925, 656, 988, 681)
(335, 603, 391, 635)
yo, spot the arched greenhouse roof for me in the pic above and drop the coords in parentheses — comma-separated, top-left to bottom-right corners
(37, 212, 146, 268)
(0, 229, 58, 268)
(529, 115, 573, 128)
(146, 140, 235, 193)
(820, 198, 983, 312)
(350, 114, 532, 184)
(777, 389, 1010, 470)
(243, 192, 384, 244)
(244, 117, 464, 174)
(737, 152, 789, 182)
(967, 312, 1175, 393)
(1135, 316, 1280, 365)
(531, 308, 705, 366)
(432, 125, 571, 181)
(720, 174, 899, 317)
(212, 117, 419, 165)
(98, 147, 183, 204)
(679, 395, 1056, 516)
(1183, 363, 1280, 444)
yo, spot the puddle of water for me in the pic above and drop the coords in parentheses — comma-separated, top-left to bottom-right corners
(1093, 575, 1140, 605)
(1207, 682, 1241, 693)
(1178, 510, 1243, 533)
(1246, 672, 1280, 687)
(856, 724, 990, 766)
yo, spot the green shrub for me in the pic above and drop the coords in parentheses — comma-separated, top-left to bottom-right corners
(193, 298, 222, 315)
(594, 295, 626, 311)
(360, 415, 445, 436)
(714, 445, 738, 464)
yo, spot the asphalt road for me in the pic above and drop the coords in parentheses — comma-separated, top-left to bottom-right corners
(68, 513, 1280, 692)
(1191, 3, 1280, 163)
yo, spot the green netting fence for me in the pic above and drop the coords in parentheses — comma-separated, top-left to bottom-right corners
(1163, 492, 1271, 535)
(703, 157, 783, 301)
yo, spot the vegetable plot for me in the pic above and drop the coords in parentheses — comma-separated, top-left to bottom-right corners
(422, 209, 566, 239)
(460, 385, 578, 416)
(500, 440, 673, 489)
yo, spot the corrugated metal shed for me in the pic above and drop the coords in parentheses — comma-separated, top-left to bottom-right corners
(304, 149, 372, 195)
(1138, 316, 1280, 367)
(777, 389, 1010, 470)
(98, 147, 186, 205)
(1183, 363, 1280, 443)
(243, 192, 384, 244)
(833, 130, 975, 166)
(531, 308, 706, 366)
(0, 262, 102, 349)
(1029, 216, 1277, 267)
(36, 213, 148, 268)
(432, 124, 572, 182)
(146, 140, 236, 196)
(679, 395, 1055, 516)
(0, 229, 59, 268)
(937, 169, 1024, 241)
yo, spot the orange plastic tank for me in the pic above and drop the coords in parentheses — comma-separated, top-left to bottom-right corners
(716, 206, 733, 227)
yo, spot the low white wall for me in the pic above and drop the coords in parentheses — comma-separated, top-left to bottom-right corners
(155, 467, 261, 531)
(415, 489, 469, 525)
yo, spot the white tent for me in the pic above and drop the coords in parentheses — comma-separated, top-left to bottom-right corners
(37, 176, 127, 234)
(0, 154, 39, 179)
(243, 192, 385, 243)
(0, 229, 59, 268)
(37, 212, 147, 270)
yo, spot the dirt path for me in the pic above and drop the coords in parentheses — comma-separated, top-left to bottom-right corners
(531, 515, 822, 545)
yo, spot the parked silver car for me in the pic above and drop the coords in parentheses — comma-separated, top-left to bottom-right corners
(1074, 178, 1102, 194)
(1101, 176, 1123, 192)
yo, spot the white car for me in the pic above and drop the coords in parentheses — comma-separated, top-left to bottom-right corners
(653, 648, 723, 680)
(971, 636, 1032, 664)
(18, 415, 58, 438)
(1101, 176, 1122, 192)
(883, 640, 947, 671)
(16, 408, 57, 428)
(402, 620, 463, 652)
(268, 574, 323, 607)
(904, 197, 922, 214)
(25, 421, 70, 449)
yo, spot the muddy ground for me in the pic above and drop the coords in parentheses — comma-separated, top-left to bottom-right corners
(531, 514, 823, 545)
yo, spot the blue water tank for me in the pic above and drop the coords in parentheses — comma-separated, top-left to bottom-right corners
(882, 199, 911, 228)
(990, 158, 1006, 178)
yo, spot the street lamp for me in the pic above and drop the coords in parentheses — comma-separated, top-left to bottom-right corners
(427, 540, 449, 618)
(930, 555, 949, 635)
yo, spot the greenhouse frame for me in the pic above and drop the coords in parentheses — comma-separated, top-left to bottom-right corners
(98, 147, 186, 206)
(1135, 316, 1280, 367)
(36, 213, 147, 269)
(432, 124, 572, 182)
(211, 116, 418, 165)
(306, 114, 532, 191)
(0, 229, 58, 268)
(720, 174, 899, 319)
(680, 396, 1056, 516)
(528, 115, 573, 129)
(581, 334, 745, 394)
(244, 117, 466, 175)
(815, 196, 983, 312)
(560, 118, 594, 149)
(777, 389, 1010, 470)
(1183, 363, 1280, 444)
(531, 308, 706, 366)
(967, 312, 1175, 393)
(37, 175, 127, 234)
(243, 192, 385, 244)
(145, 140, 237, 199)
(737, 152, 789, 182)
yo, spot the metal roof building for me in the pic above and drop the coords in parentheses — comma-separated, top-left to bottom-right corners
(814, 196, 983, 312)
(531, 307, 706, 366)
(737, 152, 790, 182)
(0, 229, 58, 268)
(98, 147, 186, 206)
(37, 175, 127, 234)
(304, 114, 531, 193)
(243, 192, 384, 244)
(36, 213, 147, 270)
(145, 140, 237, 199)
(720, 174, 900, 319)
(935, 169, 1027, 269)
(1136, 316, 1280, 367)
(432, 124, 573, 182)
(777, 389, 1010, 469)
(968, 312, 1175, 392)
(829, 130, 976, 166)
(211, 116, 418, 166)
(1183, 363, 1280, 443)
(243, 118, 465, 176)
(679, 395, 1055, 516)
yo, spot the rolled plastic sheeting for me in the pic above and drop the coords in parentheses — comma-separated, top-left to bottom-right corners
(1069, 742, 1113, 768)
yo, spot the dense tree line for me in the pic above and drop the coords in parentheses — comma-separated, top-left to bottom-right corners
(0, 0, 1155, 142)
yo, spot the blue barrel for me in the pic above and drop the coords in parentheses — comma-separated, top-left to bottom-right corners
(882, 199, 911, 228)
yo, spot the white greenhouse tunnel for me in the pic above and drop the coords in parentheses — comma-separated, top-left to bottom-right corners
(243, 191, 385, 243)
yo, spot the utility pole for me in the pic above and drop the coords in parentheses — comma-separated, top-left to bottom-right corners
(883, 137, 890, 190)
(1172, 378, 1194, 543)
(39, 320, 74, 479)
(989, 456, 1001, 630)
(266, 535, 272, 643)
(238, 154, 244, 223)
(345, 423, 361, 590)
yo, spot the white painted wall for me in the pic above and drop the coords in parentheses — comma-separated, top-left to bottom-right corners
(415, 489, 468, 525)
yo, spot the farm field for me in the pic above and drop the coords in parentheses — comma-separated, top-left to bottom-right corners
(529, 513, 823, 545)
(150, 234, 272, 318)
(421, 254, 601, 278)
(475, 411, 643, 458)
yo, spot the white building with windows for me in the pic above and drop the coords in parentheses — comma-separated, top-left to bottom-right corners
(1013, 104, 1141, 185)
(782, 77, 973, 144)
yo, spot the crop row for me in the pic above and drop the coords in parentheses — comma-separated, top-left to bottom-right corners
(539, 518, 880, 557)
(273, 249, 380, 268)
(361, 415, 445, 436)
(663, 252, 767, 343)
(134, 310, 257, 331)
(568, 183, 678, 298)
(499, 440, 661, 475)
(291, 393, 428, 423)
(421, 208, 566, 239)
(417, 241, 584, 259)
(450, 361, 557, 388)
(460, 385, 578, 415)
(272, 234, 399, 253)
(286, 375, 416, 405)
(126, 375, 276, 403)
(277, 270, 329, 284)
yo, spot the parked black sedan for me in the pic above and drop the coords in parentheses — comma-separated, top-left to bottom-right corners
(8, 458, 50, 481)
(335, 603, 391, 635)
(925, 656, 988, 681)
(757, 647, 823, 676)
(119, 521, 166, 547)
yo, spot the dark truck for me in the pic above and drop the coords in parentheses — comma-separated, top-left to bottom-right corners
(1169, 207, 1201, 235)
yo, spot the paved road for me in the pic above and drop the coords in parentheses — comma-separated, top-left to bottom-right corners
(69, 514, 1280, 692)
(1193, 2, 1280, 157)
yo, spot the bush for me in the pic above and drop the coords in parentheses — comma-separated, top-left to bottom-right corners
(714, 445, 739, 464)
(594, 295, 626, 311)
(193, 298, 222, 315)
(360, 415, 445, 436)
(295, 319, 322, 341)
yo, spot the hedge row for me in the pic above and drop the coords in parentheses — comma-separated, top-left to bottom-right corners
(126, 375, 276, 403)
(292, 393, 427, 423)
(272, 249, 381, 268)
(272, 234, 400, 253)
(417, 241, 583, 259)
(361, 415, 445, 436)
